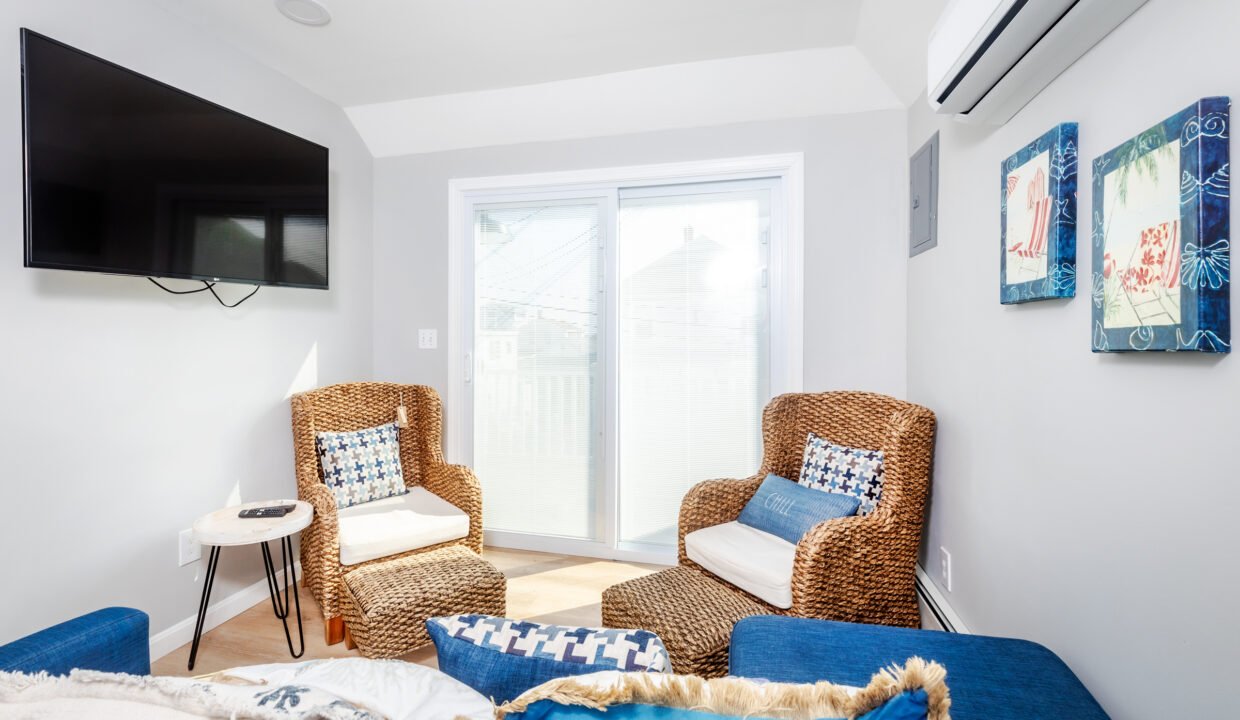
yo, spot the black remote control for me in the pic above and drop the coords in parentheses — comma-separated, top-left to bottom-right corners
(238, 504, 296, 519)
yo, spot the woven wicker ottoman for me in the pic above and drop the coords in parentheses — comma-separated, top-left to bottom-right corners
(601, 565, 768, 677)
(340, 545, 506, 659)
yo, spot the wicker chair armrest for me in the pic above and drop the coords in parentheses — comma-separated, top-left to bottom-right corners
(677, 475, 764, 564)
(421, 463, 484, 553)
(300, 481, 338, 519)
(421, 463, 482, 512)
(789, 510, 915, 624)
(297, 482, 341, 612)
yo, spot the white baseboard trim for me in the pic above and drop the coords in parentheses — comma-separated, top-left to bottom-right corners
(149, 562, 302, 662)
(484, 530, 677, 567)
(915, 564, 970, 634)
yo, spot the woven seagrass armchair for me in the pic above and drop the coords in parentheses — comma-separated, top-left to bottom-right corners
(291, 382, 483, 644)
(678, 391, 935, 628)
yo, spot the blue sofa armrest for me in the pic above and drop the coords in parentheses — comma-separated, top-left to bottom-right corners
(729, 616, 1108, 720)
(0, 607, 150, 676)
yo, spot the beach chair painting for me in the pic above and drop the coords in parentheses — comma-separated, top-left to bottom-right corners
(1007, 166, 1053, 276)
(1092, 97, 1231, 353)
(1000, 123, 1078, 303)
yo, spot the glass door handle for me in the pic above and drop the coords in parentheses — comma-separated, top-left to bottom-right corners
(464, 352, 473, 384)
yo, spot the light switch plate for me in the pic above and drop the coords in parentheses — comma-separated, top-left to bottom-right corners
(418, 328, 438, 349)
(939, 546, 952, 593)
(179, 529, 201, 566)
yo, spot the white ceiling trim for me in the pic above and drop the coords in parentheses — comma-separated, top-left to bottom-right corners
(345, 47, 903, 158)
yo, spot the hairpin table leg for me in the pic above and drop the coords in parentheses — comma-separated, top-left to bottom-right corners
(187, 545, 221, 672)
(261, 535, 305, 659)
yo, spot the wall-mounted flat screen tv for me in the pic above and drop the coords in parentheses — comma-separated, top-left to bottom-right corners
(21, 29, 329, 289)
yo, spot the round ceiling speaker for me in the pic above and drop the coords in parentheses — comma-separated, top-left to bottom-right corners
(275, 0, 332, 26)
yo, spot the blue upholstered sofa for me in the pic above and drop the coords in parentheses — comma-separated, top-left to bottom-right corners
(729, 616, 1110, 720)
(1, 609, 1110, 720)
(0, 607, 150, 677)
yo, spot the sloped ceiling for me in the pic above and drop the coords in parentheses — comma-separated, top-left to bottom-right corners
(149, 0, 947, 155)
(855, 0, 950, 105)
(346, 46, 903, 156)
(153, 0, 865, 107)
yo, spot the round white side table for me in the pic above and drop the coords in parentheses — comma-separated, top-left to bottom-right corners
(187, 499, 312, 671)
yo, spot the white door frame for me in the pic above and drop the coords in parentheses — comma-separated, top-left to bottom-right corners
(446, 153, 805, 564)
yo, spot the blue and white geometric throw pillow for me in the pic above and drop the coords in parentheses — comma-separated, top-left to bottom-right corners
(797, 432, 885, 515)
(426, 615, 671, 704)
(315, 423, 407, 509)
(431, 615, 670, 672)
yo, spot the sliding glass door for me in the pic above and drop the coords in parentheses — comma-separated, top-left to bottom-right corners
(471, 198, 606, 541)
(467, 177, 779, 558)
(617, 182, 770, 548)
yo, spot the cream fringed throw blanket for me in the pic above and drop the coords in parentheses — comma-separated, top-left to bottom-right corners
(496, 657, 951, 720)
(0, 669, 380, 719)
(0, 658, 499, 720)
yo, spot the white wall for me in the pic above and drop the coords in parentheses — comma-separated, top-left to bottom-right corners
(0, 1, 373, 645)
(907, 1, 1239, 717)
(372, 111, 910, 438)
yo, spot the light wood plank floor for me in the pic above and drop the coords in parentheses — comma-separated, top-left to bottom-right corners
(152, 548, 662, 677)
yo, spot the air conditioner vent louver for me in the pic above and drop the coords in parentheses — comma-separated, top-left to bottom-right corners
(927, 0, 1148, 124)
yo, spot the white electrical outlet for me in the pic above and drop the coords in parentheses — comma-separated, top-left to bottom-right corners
(939, 546, 952, 593)
(179, 529, 201, 566)
(418, 328, 438, 349)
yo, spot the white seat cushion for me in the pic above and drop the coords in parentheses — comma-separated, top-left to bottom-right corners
(337, 487, 470, 566)
(683, 521, 796, 609)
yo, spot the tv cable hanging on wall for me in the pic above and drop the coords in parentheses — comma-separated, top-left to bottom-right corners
(147, 278, 261, 308)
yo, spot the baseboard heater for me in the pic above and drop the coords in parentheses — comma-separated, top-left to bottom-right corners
(915, 566, 963, 633)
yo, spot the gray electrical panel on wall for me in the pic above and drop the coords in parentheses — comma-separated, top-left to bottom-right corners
(909, 132, 939, 257)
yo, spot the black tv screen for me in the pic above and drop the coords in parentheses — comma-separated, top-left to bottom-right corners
(21, 29, 329, 289)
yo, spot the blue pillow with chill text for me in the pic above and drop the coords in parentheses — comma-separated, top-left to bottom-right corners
(737, 474, 861, 544)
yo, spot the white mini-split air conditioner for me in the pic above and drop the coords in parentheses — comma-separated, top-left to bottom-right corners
(927, 0, 1149, 124)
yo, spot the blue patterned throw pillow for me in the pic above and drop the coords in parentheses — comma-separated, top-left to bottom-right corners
(798, 433, 885, 515)
(427, 614, 669, 704)
(315, 423, 407, 509)
(737, 474, 861, 544)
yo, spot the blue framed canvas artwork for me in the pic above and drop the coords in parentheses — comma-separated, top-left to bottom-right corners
(1000, 122, 1078, 304)
(1091, 97, 1231, 353)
